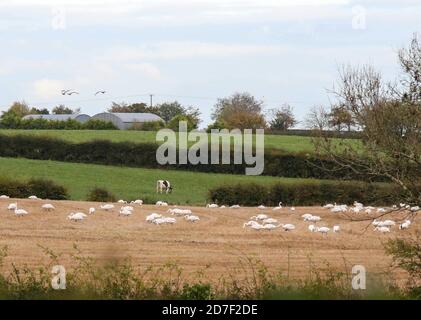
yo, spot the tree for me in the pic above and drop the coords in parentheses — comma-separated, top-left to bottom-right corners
(167, 114, 197, 131)
(0, 101, 30, 128)
(313, 34, 421, 206)
(29, 107, 49, 115)
(268, 104, 297, 131)
(108, 101, 160, 114)
(157, 101, 185, 122)
(211, 92, 265, 130)
(328, 104, 355, 132)
(52, 105, 79, 115)
(305, 105, 330, 130)
(156, 101, 201, 128)
(4, 101, 30, 118)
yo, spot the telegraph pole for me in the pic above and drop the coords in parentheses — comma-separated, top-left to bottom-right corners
(149, 94, 154, 108)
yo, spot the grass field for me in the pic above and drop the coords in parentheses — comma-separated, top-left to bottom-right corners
(0, 129, 338, 153)
(0, 157, 323, 204)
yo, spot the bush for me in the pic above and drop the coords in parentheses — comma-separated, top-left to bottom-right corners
(209, 181, 406, 206)
(130, 121, 165, 131)
(0, 178, 68, 200)
(0, 118, 117, 130)
(87, 187, 116, 202)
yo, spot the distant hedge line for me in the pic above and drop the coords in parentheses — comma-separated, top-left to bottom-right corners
(0, 134, 379, 181)
(0, 178, 69, 200)
(0, 118, 117, 130)
(208, 182, 409, 206)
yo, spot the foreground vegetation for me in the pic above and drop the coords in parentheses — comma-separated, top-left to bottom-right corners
(0, 129, 358, 154)
(0, 157, 322, 204)
(0, 242, 418, 300)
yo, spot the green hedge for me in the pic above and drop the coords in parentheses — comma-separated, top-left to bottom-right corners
(0, 134, 383, 181)
(0, 178, 69, 200)
(209, 182, 408, 206)
(0, 118, 117, 130)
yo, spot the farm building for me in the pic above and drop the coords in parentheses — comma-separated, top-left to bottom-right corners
(22, 114, 91, 123)
(91, 112, 164, 130)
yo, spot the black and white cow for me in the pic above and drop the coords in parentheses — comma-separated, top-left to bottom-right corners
(156, 180, 173, 194)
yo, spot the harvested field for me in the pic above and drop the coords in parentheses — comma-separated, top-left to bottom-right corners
(0, 199, 417, 283)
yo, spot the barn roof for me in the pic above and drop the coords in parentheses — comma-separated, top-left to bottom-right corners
(22, 114, 91, 121)
(109, 113, 164, 123)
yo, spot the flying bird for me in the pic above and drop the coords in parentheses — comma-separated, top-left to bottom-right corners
(67, 91, 79, 95)
(61, 89, 71, 95)
(95, 90, 106, 95)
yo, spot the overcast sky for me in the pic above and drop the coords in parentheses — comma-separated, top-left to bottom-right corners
(0, 0, 420, 127)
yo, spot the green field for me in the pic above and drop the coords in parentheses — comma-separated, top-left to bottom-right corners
(0, 129, 326, 153)
(0, 157, 325, 204)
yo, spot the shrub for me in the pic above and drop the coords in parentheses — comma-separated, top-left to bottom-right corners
(0, 118, 117, 130)
(209, 181, 405, 206)
(87, 187, 116, 202)
(130, 120, 165, 131)
(0, 177, 68, 200)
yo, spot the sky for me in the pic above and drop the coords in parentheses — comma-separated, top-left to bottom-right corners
(0, 0, 420, 128)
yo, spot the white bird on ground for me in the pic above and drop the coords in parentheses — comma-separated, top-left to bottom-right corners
(146, 213, 162, 223)
(184, 215, 200, 222)
(89, 208, 96, 215)
(8, 203, 17, 210)
(117, 200, 127, 204)
(131, 199, 143, 205)
(365, 208, 372, 214)
(377, 208, 386, 213)
(119, 209, 132, 216)
(0, 195, 9, 199)
(273, 202, 282, 210)
(243, 220, 260, 228)
(152, 218, 167, 225)
(162, 217, 177, 224)
(290, 207, 295, 211)
(121, 206, 134, 212)
(374, 226, 390, 233)
(206, 204, 218, 208)
(28, 195, 39, 200)
(281, 224, 296, 231)
(381, 220, 396, 227)
(156, 201, 168, 206)
(263, 223, 279, 230)
(353, 201, 364, 208)
(333, 225, 340, 233)
(14, 208, 28, 216)
(399, 220, 411, 230)
(168, 208, 192, 215)
(251, 214, 268, 221)
(302, 213, 313, 221)
(317, 227, 330, 235)
(42, 204, 55, 211)
(257, 205, 266, 210)
(68, 212, 86, 221)
(262, 218, 278, 225)
(230, 205, 240, 209)
(323, 203, 334, 209)
(410, 206, 419, 212)
(308, 225, 316, 232)
(100, 204, 114, 211)
(307, 215, 321, 222)
(220, 205, 226, 209)
(249, 223, 264, 230)
(331, 205, 347, 213)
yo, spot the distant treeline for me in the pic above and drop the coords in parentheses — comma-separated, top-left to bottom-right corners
(266, 129, 362, 139)
(208, 182, 413, 206)
(0, 134, 389, 182)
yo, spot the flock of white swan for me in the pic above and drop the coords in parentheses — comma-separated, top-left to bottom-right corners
(0, 195, 418, 235)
